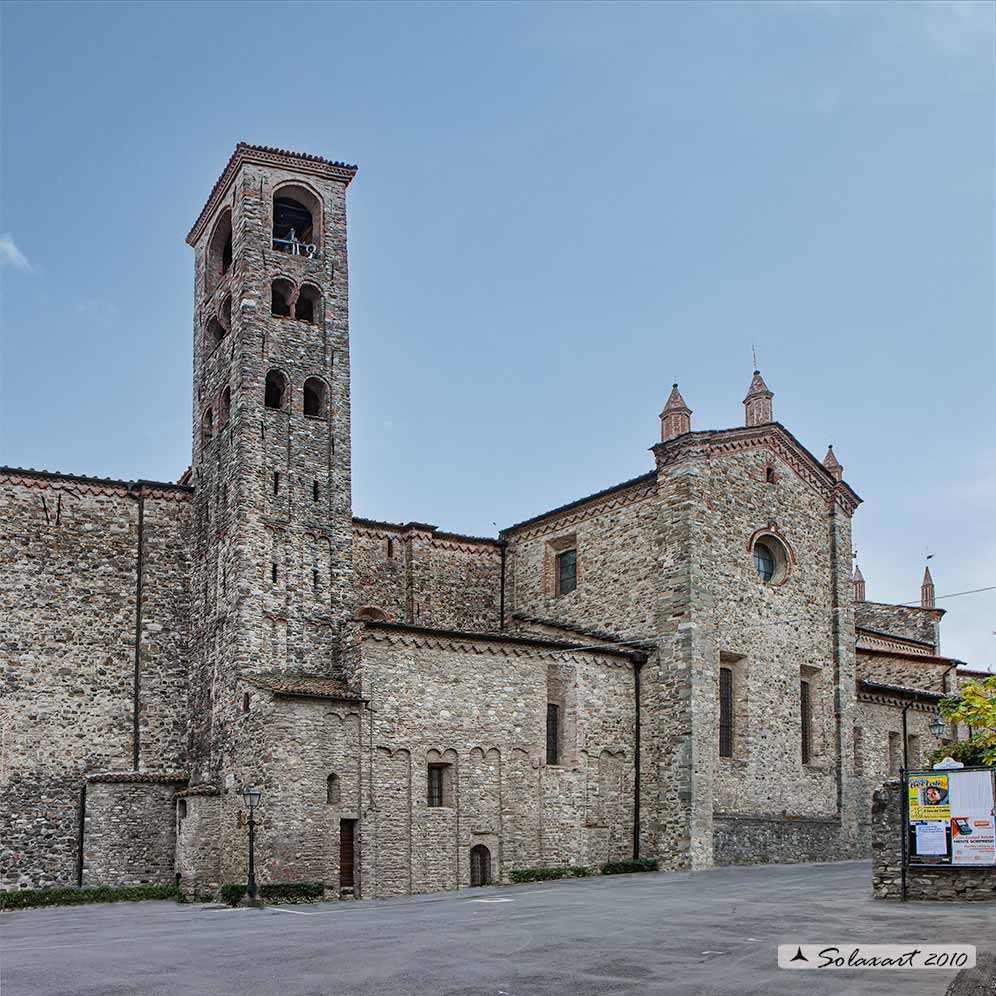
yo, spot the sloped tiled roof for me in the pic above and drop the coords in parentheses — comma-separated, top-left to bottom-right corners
(248, 674, 365, 701)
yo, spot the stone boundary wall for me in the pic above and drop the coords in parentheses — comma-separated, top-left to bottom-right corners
(713, 813, 842, 865)
(872, 779, 996, 901)
(83, 780, 180, 887)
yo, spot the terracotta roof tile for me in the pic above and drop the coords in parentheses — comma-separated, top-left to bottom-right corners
(248, 674, 365, 701)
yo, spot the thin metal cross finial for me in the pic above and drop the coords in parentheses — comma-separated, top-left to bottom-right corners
(751, 341, 758, 370)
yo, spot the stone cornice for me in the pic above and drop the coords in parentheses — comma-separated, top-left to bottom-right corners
(187, 143, 359, 246)
(352, 517, 502, 549)
(500, 473, 658, 542)
(0, 467, 193, 501)
(652, 423, 862, 516)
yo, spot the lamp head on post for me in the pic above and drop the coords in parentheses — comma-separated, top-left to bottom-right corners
(928, 713, 947, 738)
(242, 784, 262, 812)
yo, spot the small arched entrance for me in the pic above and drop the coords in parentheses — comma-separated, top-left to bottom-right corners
(470, 844, 492, 887)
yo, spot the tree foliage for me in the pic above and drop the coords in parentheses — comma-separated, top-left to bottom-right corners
(929, 674, 996, 767)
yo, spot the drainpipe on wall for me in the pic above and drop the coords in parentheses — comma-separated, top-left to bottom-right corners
(128, 483, 146, 771)
(76, 782, 87, 887)
(633, 659, 642, 860)
(498, 541, 507, 632)
(828, 504, 844, 822)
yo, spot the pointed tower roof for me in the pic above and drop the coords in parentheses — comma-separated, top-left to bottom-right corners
(852, 563, 865, 583)
(743, 369, 773, 403)
(921, 564, 935, 609)
(659, 383, 692, 442)
(922, 565, 934, 588)
(743, 369, 774, 427)
(823, 445, 843, 481)
(660, 383, 691, 417)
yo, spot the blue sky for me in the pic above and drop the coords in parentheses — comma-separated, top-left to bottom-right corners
(1, 0, 993, 668)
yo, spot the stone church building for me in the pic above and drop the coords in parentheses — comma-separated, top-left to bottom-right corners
(0, 144, 975, 899)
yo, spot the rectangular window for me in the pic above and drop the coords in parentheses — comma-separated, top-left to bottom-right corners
(557, 549, 577, 595)
(853, 725, 864, 775)
(312, 480, 319, 502)
(546, 703, 560, 765)
(719, 667, 734, 758)
(272, 471, 280, 495)
(387, 538, 394, 560)
(907, 734, 920, 769)
(800, 680, 811, 765)
(888, 731, 901, 774)
(427, 764, 446, 807)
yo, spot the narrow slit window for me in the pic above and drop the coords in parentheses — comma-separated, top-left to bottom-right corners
(312, 568, 320, 592)
(271, 564, 278, 584)
(718, 667, 733, 758)
(427, 764, 448, 808)
(546, 703, 560, 765)
(272, 471, 280, 495)
(557, 549, 577, 595)
(386, 538, 394, 559)
(800, 680, 811, 765)
(312, 480, 319, 502)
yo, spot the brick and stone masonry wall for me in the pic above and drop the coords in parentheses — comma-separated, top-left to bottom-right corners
(856, 602, 942, 651)
(83, 778, 184, 887)
(194, 627, 639, 900)
(852, 695, 942, 850)
(857, 650, 953, 692)
(872, 779, 996, 901)
(0, 471, 192, 890)
(352, 521, 503, 632)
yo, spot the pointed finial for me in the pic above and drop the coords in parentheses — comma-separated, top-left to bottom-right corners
(743, 369, 774, 427)
(852, 562, 865, 602)
(660, 383, 692, 442)
(921, 564, 935, 609)
(822, 444, 843, 481)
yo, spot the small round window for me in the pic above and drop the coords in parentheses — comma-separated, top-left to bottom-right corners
(752, 535, 788, 584)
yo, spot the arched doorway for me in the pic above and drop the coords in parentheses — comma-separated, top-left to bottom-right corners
(470, 844, 491, 887)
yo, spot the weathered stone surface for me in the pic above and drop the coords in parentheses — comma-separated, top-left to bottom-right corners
(872, 780, 996, 902)
(1, 144, 979, 900)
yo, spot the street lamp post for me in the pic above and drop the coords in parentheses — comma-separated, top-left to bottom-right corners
(241, 784, 261, 902)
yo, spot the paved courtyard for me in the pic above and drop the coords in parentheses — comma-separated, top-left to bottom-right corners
(2, 861, 992, 996)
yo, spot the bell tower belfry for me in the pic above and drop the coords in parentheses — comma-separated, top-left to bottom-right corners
(185, 144, 358, 782)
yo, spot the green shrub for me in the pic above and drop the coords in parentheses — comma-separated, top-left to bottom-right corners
(259, 881, 324, 904)
(601, 857, 658, 876)
(509, 866, 591, 883)
(219, 883, 246, 906)
(0, 884, 179, 911)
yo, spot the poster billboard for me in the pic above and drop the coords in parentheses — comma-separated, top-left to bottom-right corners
(906, 767, 996, 868)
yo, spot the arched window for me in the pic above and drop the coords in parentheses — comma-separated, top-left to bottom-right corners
(356, 606, 388, 622)
(222, 294, 232, 331)
(206, 208, 233, 295)
(271, 278, 293, 318)
(272, 184, 321, 257)
(264, 370, 288, 410)
(303, 377, 328, 418)
(220, 386, 232, 427)
(206, 317, 226, 349)
(765, 466, 776, 484)
(201, 408, 214, 447)
(326, 773, 340, 805)
(295, 284, 321, 324)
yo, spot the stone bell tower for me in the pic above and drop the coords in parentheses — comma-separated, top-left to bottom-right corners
(185, 144, 358, 783)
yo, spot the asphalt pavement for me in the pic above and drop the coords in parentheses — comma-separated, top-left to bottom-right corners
(2, 860, 992, 996)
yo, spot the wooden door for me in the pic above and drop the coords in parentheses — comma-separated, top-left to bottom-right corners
(340, 819, 356, 889)
(470, 844, 491, 887)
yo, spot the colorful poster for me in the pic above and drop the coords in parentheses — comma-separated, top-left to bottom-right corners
(908, 774, 951, 821)
(948, 769, 996, 866)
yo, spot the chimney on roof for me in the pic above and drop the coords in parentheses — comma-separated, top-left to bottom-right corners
(743, 370, 773, 427)
(852, 563, 865, 603)
(921, 565, 935, 609)
(660, 384, 692, 442)
(823, 445, 843, 482)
